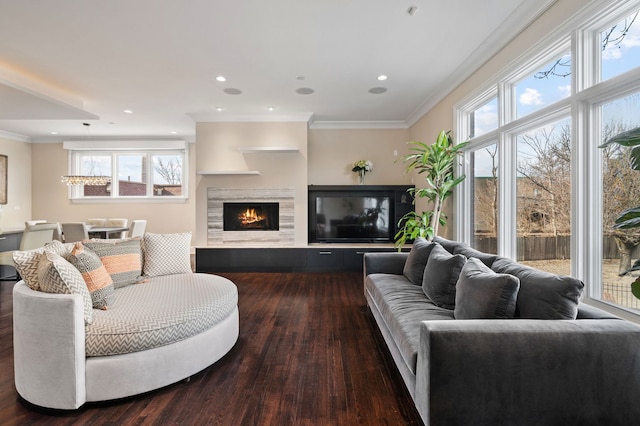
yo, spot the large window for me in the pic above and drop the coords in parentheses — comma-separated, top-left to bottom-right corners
(456, 1, 640, 315)
(65, 142, 187, 201)
(470, 143, 499, 254)
(515, 118, 571, 275)
(514, 52, 571, 119)
(599, 92, 640, 310)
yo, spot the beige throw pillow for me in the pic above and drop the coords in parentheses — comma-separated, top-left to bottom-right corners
(37, 250, 93, 325)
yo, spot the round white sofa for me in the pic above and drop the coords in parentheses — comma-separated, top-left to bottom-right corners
(13, 273, 239, 410)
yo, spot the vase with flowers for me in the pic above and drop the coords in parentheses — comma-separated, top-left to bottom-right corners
(352, 160, 373, 184)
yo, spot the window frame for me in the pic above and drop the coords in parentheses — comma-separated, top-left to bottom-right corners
(454, 0, 640, 320)
(64, 140, 189, 203)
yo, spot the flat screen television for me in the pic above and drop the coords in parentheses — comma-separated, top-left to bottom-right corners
(308, 185, 414, 243)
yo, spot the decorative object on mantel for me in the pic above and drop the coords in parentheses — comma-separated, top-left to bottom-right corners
(352, 160, 373, 184)
(61, 175, 112, 186)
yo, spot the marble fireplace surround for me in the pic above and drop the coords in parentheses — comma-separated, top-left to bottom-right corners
(207, 187, 295, 246)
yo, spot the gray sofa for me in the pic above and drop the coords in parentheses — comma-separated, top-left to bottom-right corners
(364, 236, 640, 426)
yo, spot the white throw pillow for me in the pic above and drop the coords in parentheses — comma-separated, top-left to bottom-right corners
(142, 232, 192, 277)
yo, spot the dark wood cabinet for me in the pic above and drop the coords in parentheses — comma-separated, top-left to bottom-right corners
(196, 246, 406, 273)
(0, 231, 22, 280)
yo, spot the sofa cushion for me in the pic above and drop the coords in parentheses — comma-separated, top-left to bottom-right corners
(453, 245, 497, 268)
(491, 257, 584, 319)
(85, 273, 238, 356)
(83, 238, 144, 289)
(433, 236, 467, 255)
(13, 240, 74, 291)
(454, 258, 520, 319)
(36, 250, 94, 325)
(422, 244, 466, 310)
(365, 273, 454, 374)
(142, 232, 192, 277)
(402, 237, 437, 286)
(68, 242, 115, 310)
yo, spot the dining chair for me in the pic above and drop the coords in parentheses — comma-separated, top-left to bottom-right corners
(26, 220, 63, 241)
(129, 220, 147, 238)
(61, 222, 90, 243)
(106, 218, 129, 239)
(0, 223, 59, 280)
(87, 218, 107, 227)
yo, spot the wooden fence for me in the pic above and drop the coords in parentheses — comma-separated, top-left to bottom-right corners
(473, 235, 640, 260)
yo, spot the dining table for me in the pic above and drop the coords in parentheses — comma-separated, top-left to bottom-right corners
(87, 226, 129, 239)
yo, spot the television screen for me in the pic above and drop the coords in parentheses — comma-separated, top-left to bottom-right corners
(315, 196, 390, 241)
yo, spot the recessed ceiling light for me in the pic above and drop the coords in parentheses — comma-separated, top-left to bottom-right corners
(123, 109, 133, 114)
(170, 131, 177, 134)
(297, 76, 305, 81)
(216, 75, 227, 82)
(216, 107, 225, 112)
(368, 87, 388, 94)
(377, 75, 388, 81)
(50, 131, 58, 135)
(296, 88, 315, 95)
(266, 106, 276, 111)
(224, 88, 242, 95)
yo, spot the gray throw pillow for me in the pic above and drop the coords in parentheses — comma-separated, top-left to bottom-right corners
(422, 244, 466, 310)
(402, 237, 437, 286)
(453, 245, 497, 268)
(491, 257, 584, 319)
(433, 236, 465, 254)
(454, 258, 520, 319)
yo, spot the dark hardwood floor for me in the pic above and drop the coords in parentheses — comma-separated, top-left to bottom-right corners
(0, 273, 422, 425)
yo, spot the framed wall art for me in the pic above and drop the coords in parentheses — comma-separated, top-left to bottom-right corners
(0, 155, 7, 204)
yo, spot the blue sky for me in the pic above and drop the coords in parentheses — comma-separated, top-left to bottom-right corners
(472, 11, 640, 178)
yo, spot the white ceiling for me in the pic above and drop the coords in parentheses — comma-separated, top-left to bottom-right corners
(0, 0, 555, 142)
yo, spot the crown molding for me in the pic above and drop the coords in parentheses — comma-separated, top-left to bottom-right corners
(0, 129, 30, 142)
(189, 112, 314, 123)
(309, 120, 409, 130)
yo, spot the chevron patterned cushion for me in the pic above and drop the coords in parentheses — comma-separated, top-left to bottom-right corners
(68, 242, 115, 310)
(85, 273, 238, 356)
(83, 238, 144, 289)
(142, 232, 192, 277)
(37, 250, 93, 325)
(13, 240, 75, 291)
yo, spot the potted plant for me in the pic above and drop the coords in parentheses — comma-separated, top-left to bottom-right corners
(395, 130, 468, 248)
(599, 126, 640, 299)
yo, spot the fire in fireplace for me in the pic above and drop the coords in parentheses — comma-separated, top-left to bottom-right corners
(223, 202, 279, 231)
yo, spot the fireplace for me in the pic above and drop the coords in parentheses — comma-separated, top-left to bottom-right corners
(223, 202, 279, 231)
(207, 187, 294, 246)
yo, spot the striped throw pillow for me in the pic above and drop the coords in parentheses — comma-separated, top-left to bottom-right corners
(68, 242, 114, 310)
(83, 238, 144, 289)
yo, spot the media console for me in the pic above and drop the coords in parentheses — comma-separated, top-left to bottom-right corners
(196, 185, 414, 272)
(195, 245, 409, 273)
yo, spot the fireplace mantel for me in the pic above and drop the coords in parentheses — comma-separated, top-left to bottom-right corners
(207, 187, 295, 246)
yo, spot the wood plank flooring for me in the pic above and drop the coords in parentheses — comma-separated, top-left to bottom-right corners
(0, 273, 422, 425)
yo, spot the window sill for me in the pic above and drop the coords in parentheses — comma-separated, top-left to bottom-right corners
(70, 197, 188, 204)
